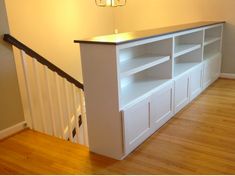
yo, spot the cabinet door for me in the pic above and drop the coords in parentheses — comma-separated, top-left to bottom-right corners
(203, 59, 212, 89)
(203, 54, 221, 89)
(190, 64, 203, 101)
(150, 81, 174, 133)
(174, 73, 190, 114)
(122, 98, 150, 155)
(212, 54, 222, 80)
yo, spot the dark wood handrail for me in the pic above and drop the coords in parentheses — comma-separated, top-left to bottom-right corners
(3, 34, 84, 90)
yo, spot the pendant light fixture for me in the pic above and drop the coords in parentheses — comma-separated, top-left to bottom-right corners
(95, 0, 126, 7)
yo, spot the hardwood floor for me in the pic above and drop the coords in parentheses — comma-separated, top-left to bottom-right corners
(1, 79, 235, 174)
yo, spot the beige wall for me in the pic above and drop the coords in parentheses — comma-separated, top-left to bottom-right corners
(114, 0, 203, 32)
(114, 0, 235, 74)
(5, 0, 115, 82)
(199, 0, 235, 73)
(0, 0, 24, 131)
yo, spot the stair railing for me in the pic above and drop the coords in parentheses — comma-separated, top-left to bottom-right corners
(3, 34, 88, 146)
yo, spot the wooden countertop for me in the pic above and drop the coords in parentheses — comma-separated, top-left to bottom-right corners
(74, 21, 225, 45)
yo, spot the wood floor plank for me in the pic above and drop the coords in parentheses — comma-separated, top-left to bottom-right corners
(1, 78, 235, 174)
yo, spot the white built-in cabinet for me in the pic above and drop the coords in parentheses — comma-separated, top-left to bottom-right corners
(78, 22, 224, 160)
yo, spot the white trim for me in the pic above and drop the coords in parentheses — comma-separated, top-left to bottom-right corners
(0, 121, 27, 140)
(220, 73, 235, 79)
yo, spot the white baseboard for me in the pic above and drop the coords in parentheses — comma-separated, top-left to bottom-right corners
(0, 121, 27, 140)
(220, 73, 235, 79)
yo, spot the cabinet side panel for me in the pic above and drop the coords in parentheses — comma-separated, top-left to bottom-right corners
(80, 44, 123, 159)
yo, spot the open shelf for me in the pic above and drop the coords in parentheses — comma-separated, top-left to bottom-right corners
(174, 30, 203, 58)
(204, 36, 221, 46)
(120, 78, 170, 109)
(120, 55, 170, 78)
(204, 25, 222, 46)
(204, 52, 221, 61)
(120, 59, 172, 109)
(174, 62, 200, 77)
(174, 47, 202, 77)
(203, 39, 221, 61)
(174, 44, 201, 57)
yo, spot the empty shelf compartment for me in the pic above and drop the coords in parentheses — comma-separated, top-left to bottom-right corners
(120, 55, 170, 78)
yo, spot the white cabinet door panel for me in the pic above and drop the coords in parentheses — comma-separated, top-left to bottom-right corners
(203, 59, 212, 89)
(212, 54, 222, 80)
(190, 64, 203, 101)
(122, 98, 150, 155)
(203, 54, 221, 89)
(174, 73, 190, 113)
(150, 81, 174, 132)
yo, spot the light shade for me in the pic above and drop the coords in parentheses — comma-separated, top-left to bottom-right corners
(95, 0, 126, 7)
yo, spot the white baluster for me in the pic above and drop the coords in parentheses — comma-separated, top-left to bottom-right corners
(72, 86, 80, 143)
(44, 68, 57, 136)
(20, 51, 35, 129)
(80, 90, 89, 146)
(55, 75, 65, 139)
(33, 59, 47, 133)
(64, 80, 73, 141)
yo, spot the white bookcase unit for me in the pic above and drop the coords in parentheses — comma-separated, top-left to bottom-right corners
(75, 21, 224, 160)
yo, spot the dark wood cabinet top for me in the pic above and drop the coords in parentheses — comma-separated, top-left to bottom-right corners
(74, 21, 225, 45)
